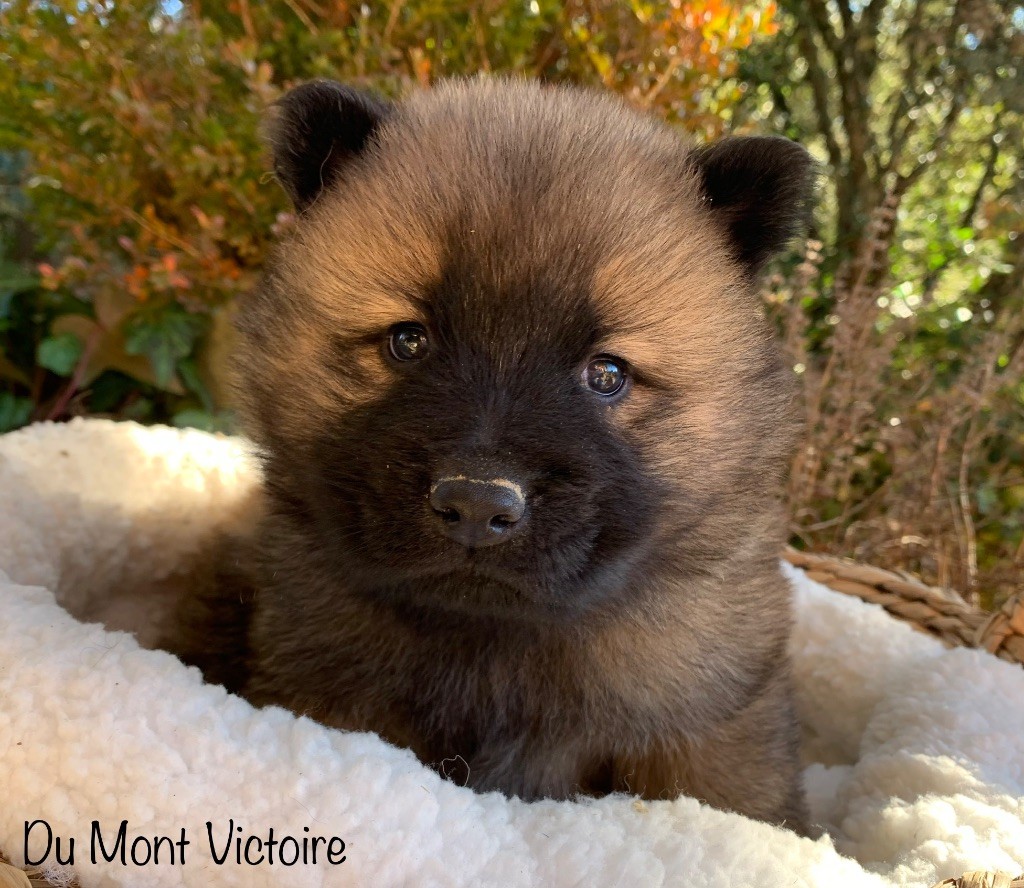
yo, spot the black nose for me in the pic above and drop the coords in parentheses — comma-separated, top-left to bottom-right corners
(429, 477, 527, 548)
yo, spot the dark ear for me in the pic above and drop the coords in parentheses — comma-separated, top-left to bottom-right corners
(690, 136, 815, 274)
(267, 80, 392, 211)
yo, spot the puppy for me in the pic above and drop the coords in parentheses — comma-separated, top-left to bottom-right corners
(166, 77, 814, 829)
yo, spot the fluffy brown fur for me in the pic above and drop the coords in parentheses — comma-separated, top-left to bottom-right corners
(163, 78, 814, 830)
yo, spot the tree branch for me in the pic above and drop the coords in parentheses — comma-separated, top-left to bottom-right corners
(787, 8, 843, 170)
(797, 0, 841, 57)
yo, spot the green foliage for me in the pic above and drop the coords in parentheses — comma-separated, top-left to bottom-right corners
(36, 332, 82, 376)
(123, 305, 207, 389)
(742, 0, 1024, 606)
(0, 392, 33, 433)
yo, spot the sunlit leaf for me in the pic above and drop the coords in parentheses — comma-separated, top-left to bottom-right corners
(123, 308, 206, 389)
(37, 331, 84, 377)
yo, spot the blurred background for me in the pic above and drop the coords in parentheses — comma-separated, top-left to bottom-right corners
(0, 0, 1021, 607)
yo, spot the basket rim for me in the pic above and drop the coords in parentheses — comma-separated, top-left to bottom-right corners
(784, 546, 1024, 668)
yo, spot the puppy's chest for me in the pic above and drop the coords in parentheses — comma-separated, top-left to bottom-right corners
(326, 623, 620, 745)
(250, 557, 683, 748)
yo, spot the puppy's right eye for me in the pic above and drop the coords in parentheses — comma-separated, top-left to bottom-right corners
(583, 355, 627, 397)
(387, 323, 430, 362)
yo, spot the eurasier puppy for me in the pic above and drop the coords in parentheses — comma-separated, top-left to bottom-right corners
(166, 78, 814, 829)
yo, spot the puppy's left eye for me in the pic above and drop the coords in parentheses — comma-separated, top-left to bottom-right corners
(388, 322, 430, 362)
(583, 356, 627, 397)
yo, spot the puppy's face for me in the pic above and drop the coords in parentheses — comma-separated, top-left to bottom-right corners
(239, 79, 812, 620)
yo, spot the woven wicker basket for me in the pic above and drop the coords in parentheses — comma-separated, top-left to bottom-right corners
(930, 875, 1024, 888)
(784, 548, 1024, 667)
(2, 551, 1022, 888)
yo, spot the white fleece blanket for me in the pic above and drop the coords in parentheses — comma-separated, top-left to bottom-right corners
(0, 419, 1021, 888)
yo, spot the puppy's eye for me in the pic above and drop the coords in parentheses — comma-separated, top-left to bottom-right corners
(388, 323, 430, 362)
(583, 356, 627, 397)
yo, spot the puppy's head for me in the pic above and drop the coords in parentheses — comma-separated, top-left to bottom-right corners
(239, 78, 813, 620)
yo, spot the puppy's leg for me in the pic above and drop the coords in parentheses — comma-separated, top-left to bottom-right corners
(157, 539, 255, 694)
(466, 737, 591, 802)
(613, 672, 807, 832)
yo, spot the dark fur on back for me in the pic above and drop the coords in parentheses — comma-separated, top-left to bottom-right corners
(164, 78, 814, 829)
